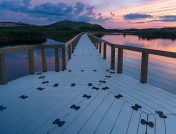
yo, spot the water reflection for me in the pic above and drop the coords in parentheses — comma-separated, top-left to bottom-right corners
(102, 35, 176, 94)
(103, 35, 176, 52)
(4, 39, 64, 81)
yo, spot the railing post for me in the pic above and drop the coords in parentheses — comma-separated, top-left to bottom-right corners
(71, 42, 74, 53)
(68, 45, 71, 60)
(28, 48, 35, 74)
(41, 48, 47, 72)
(93, 39, 96, 46)
(111, 46, 115, 70)
(62, 47, 66, 71)
(97, 41, 100, 50)
(55, 48, 60, 72)
(0, 53, 7, 84)
(96, 40, 98, 49)
(73, 41, 75, 51)
(99, 41, 102, 53)
(103, 43, 106, 59)
(117, 48, 123, 74)
(74, 40, 77, 50)
(140, 52, 149, 83)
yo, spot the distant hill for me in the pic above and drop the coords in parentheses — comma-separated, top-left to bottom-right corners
(0, 20, 176, 46)
(41, 21, 106, 42)
(44, 21, 105, 31)
(0, 21, 105, 45)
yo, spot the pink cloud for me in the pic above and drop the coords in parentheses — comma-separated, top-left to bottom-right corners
(1, 0, 176, 28)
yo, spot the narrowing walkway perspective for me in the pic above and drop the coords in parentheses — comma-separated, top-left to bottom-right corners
(0, 34, 176, 134)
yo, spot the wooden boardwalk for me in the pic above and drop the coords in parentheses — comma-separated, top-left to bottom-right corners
(0, 34, 176, 134)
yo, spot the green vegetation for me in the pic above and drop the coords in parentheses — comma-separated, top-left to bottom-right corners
(0, 21, 105, 46)
(42, 21, 105, 42)
(0, 20, 176, 46)
(134, 28, 176, 40)
(95, 28, 176, 40)
(45, 21, 104, 31)
(0, 27, 46, 45)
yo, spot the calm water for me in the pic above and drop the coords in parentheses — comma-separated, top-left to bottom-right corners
(1, 35, 176, 94)
(2, 39, 64, 81)
(102, 35, 176, 52)
(102, 35, 176, 94)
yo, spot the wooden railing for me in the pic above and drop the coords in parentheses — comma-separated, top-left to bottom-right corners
(88, 33, 176, 84)
(0, 33, 83, 84)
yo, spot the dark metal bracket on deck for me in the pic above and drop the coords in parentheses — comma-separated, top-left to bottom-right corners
(70, 104, 80, 111)
(53, 118, 65, 127)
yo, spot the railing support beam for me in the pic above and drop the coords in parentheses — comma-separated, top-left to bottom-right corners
(73, 41, 76, 50)
(68, 45, 71, 60)
(71, 43, 74, 53)
(140, 52, 149, 83)
(55, 48, 60, 72)
(103, 43, 106, 59)
(28, 49, 35, 74)
(117, 48, 123, 74)
(99, 41, 102, 53)
(111, 46, 115, 70)
(96, 41, 98, 49)
(0, 54, 7, 84)
(62, 47, 66, 71)
(41, 48, 47, 72)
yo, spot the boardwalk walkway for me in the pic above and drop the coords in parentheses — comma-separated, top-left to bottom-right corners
(0, 34, 176, 134)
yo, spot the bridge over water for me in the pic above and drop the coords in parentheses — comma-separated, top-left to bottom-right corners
(0, 33, 176, 134)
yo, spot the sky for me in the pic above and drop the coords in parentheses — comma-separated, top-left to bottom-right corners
(0, 0, 176, 29)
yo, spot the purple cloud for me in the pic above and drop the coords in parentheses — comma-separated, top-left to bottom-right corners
(124, 13, 153, 20)
(0, 0, 109, 24)
(146, 15, 176, 23)
(159, 15, 176, 22)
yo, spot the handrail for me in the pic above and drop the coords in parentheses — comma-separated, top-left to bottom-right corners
(0, 44, 66, 55)
(0, 33, 83, 84)
(65, 33, 84, 47)
(89, 34, 113, 47)
(89, 33, 176, 58)
(37, 44, 64, 48)
(113, 45, 176, 58)
(0, 45, 37, 54)
(88, 33, 176, 84)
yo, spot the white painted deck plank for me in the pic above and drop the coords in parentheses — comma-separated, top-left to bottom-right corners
(107, 77, 176, 114)
(0, 34, 176, 134)
(50, 87, 102, 134)
(137, 113, 148, 134)
(1, 85, 82, 133)
(60, 91, 109, 134)
(112, 74, 176, 104)
(126, 110, 143, 134)
(148, 115, 156, 134)
(165, 115, 176, 134)
(0, 85, 67, 125)
(18, 86, 89, 134)
(78, 93, 115, 134)
(94, 99, 126, 134)
(110, 102, 133, 134)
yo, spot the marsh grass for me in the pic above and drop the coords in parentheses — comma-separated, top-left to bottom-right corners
(135, 28, 176, 40)
(0, 21, 176, 46)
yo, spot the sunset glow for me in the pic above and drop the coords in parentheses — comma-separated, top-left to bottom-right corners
(0, 0, 176, 28)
